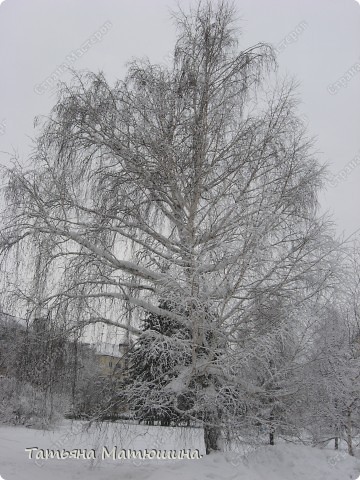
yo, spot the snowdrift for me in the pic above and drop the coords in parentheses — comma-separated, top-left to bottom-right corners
(0, 423, 359, 479)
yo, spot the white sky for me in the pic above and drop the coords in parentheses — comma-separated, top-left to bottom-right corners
(0, 0, 359, 237)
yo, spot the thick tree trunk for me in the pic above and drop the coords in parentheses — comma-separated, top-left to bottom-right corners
(71, 340, 78, 408)
(346, 409, 354, 456)
(204, 424, 222, 455)
(334, 437, 339, 450)
(269, 410, 275, 445)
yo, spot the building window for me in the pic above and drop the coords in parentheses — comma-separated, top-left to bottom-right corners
(109, 361, 113, 367)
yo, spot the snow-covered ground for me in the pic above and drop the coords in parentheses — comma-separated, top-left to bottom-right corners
(0, 421, 359, 479)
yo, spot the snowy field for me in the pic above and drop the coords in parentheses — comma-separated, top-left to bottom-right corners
(0, 421, 360, 479)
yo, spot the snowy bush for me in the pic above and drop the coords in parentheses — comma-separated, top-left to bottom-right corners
(0, 376, 68, 428)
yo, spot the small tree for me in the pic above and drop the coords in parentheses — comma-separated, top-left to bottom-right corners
(125, 300, 192, 426)
(307, 302, 360, 455)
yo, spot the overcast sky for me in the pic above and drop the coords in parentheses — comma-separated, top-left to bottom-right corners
(0, 0, 359, 238)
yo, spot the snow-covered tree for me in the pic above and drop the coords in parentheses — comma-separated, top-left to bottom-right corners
(304, 245, 360, 456)
(124, 300, 192, 426)
(0, 1, 335, 453)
